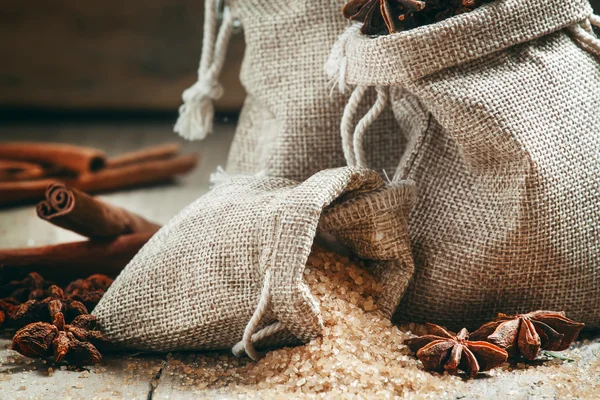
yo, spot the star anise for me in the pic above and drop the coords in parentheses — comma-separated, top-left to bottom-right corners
(0, 272, 49, 302)
(68, 291, 105, 312)
(10, 285, 89, 328)
(12, 313, 108, 366)
(342, 0, 489, 36)
(1, 273, 112, 330)
(405, 323, 508, 377)
(65, 274, 113, 297)
(7, 274, 112, 366)
(0, 298, 20, 328)
(470, 311, 585, 360)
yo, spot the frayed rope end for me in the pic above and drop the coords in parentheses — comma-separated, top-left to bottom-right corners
(325, 23, 361, 95)
(173, 102, 214, 141)
(209, 166, 231, 188)
(174, 81, 224, 141)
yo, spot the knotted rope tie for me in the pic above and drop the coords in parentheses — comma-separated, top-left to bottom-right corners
(174, 3, 234, 140)
(568, 14, 600, 58)
(232, 270, 285, 360)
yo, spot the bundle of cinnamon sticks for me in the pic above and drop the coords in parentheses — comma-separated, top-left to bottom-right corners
(0, 142, 198, 207)
(0, 182, 163, 281)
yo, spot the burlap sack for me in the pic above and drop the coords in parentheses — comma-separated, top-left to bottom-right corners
(174, 0, 406, 181)
(327, 0, 600, 329)
(93, 168, 415, 356)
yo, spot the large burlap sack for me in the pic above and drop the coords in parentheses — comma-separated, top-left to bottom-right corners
(93, 167, 415, 356)
(327, 0, 600, 329)
(174, 0, 405, 181)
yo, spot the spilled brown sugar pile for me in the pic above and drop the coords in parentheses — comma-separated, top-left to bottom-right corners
(163, 247, 466, 398)
(161, 248, 600, 398)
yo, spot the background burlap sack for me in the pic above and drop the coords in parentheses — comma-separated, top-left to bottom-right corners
(93, 168, 415, 355)
(174, 0, 406, 182)
(327, 0, 600, 329)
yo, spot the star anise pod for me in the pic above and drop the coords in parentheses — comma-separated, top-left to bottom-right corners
(12, 322, 58, 358)
(0, 298, 20, 328)
(342, 0, 489, 36)
(65, 274, 113, 297)
(68, 291, 105, 312)
(9, 274, 111, 366)
(10, 285, 89, 329)
(405, 323, 508, 377)
(0, 272, 49, 302)
(1, 274, 112, 330)
(64, 274, 113, 313)
(470, 311, 585, 360)
(12, 313, 108, 366)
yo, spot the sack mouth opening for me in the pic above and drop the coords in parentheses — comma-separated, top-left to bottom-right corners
(355, 0, 496, 43)
(334, 0, 593, 86)
(268, 168, 415, 345)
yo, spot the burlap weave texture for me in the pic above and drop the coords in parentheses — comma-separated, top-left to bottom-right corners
(328, 0, 600, 329)
(225, 0, 406, 181)
(94, 168, 415, 351)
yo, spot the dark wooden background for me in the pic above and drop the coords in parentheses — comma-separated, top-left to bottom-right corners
(0, 1, 598, 113)
(0, 1, 245, 113)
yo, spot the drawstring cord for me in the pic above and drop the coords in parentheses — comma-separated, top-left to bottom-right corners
(174, 1, 234, 140)
(340, 85, 389, 169)
(340, 85, 367, 166)
(353, 87, 388, 168)
(232, 270, 285, 360)
(328, 24, 393, 174)
(568, 15, 600, 57)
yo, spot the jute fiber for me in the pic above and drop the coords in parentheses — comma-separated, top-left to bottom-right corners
(220, 0, 406, 181)
(93, 168, 415, 355)
(328, 0, 600, 329)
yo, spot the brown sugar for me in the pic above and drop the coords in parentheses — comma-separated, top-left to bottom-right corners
(160, 247, 600, 398)
(162, 247, 466, 398)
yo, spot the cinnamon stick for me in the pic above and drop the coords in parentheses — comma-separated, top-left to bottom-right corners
(0, 178, 58, 207)
(0, 231, 154, 271)
(0, 143, 106, 174)
(105, 143, 181, 169)
(0, 154, 199, 207)
(0, 160, 45, 181)
(73, 153, 198, 193)
(36, 183, 160, 238)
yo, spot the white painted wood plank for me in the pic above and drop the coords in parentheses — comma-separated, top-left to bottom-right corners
(0, 335, 165, 400)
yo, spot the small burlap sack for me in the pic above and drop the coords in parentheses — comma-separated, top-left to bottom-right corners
(93, 161, 415, 356)
(327, 0, 600, 329)
(174, 0, 405, 181)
